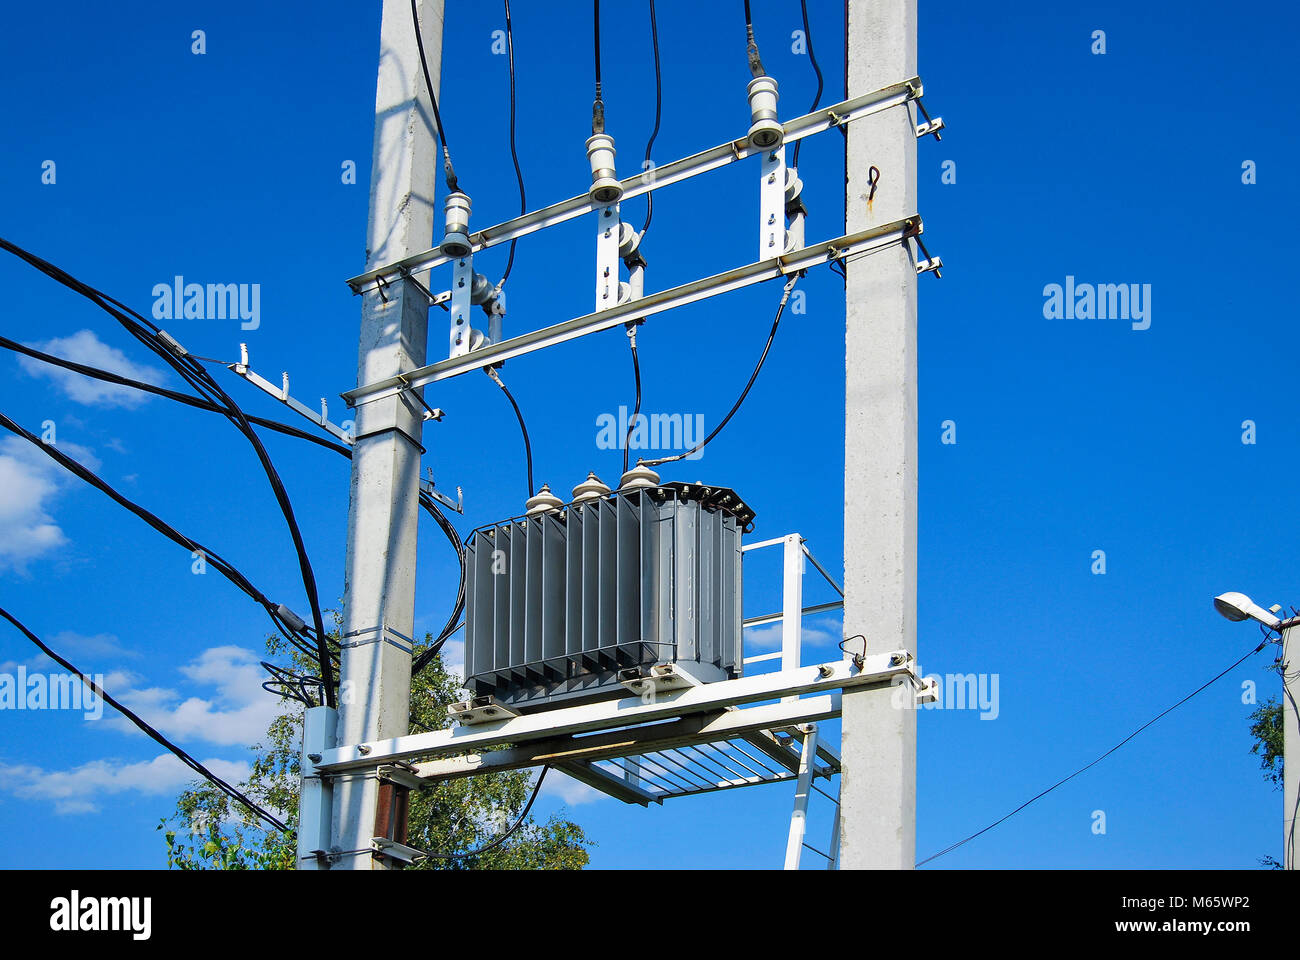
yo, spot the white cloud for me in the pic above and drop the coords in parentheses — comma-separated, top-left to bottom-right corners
(0, 436, 103, 572)
(0, 753, 248, 815)
(542, 771, 606, 806)
(17, 329, 166, 408)
(742, 621, 841, 652)
(0, 436, 67, 571)
(102, 646, 282, 748)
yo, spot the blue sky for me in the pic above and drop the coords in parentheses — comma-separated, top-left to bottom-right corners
(0, 0, 1296, 869)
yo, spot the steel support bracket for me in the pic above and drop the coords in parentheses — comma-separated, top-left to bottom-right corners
(448, 695, 521, 726)
(230, 344, 355, 445)
(370, 837, 426, 865)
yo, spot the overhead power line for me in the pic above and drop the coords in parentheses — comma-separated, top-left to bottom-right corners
(0, 333, 350, 458)
(0, 605, 289, 832)
(0, 236, 337, 705)
(0, 408, 327, 669)
(916, 640, 1268, 867)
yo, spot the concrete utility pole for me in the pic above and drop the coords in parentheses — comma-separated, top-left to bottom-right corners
(329, 0, 444, 870)
(1284, 623, 1298, 870)
(838, 0, 919, 869)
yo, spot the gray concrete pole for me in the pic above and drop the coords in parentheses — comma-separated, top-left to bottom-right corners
(1284, 625, 1298, 869)
(330, 0, 443, 869)
(837, 0, 918, 870)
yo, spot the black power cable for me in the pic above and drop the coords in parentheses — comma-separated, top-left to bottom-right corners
(410, 0, 460, 193)
(499, 0, 526, 289)
(0, 605, 288, 832)
(639, 0, 663, 237)
(411, 492, 466, 676)
(421, 766, 550, 861)
(622, 328, 642, 475)
(0, 409, 327, 671)
(0, 333, 350, 458)
(641, 275, 800, 468)
(592, 0, 605, 134)
(916, 640, 1268, 867)
(0, 236, 337, 706)
(790, 0, 824, 170)
(486, 367, 534, 499)
(2, 328, 461, 679)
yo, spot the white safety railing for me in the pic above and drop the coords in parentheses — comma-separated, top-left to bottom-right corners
(741, 533, 844, 678)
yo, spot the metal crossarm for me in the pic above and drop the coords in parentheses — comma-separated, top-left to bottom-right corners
(341, 218, 921, 404)
(345, 78, 924, 295)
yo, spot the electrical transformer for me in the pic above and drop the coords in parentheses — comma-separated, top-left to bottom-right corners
(464, 480, 754, 712)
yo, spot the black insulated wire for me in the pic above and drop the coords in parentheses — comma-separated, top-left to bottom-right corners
(421, 766, 550, 860)
(622, 328, 642, 475)
(916, 640, 1268, 867)
(0, 334, 351, 457)
(640, 0, 662, 237)
(0, 409, 322, 669)
(487, 368, 534, 499)
(592, 0, 606, 134)
(499, 0, 526, 288)
(790, 0, 824, 169)
(641, 275, 800, 468)
(0, 236, 337, 706)
(0, 606, 289, 832)
(410, 0, 460, 193)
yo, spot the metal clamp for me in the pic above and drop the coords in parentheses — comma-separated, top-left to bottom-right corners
(338, 624, 414, 654)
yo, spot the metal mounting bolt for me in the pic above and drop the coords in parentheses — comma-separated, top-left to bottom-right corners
(817, 665, 833, 678)
(357, 744, 372, 755)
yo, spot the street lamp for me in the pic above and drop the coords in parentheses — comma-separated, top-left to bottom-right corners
(1213, 590, 1296, 870)
(1213, 591, 1281, 629)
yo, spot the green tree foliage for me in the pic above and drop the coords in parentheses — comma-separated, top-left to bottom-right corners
(1248, 696, 1284, 790)
(161, 629, 592, 870)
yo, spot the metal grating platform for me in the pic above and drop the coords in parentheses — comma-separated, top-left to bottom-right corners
(576, 728, 840, 802)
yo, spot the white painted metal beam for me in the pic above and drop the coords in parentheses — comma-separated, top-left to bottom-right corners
(345, 79, 924, 295)
(342, 218, 921, 404)
(319, 655, 912, 773)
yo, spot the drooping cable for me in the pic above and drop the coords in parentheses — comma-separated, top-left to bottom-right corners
(0, 236, 336, 706)
(0, 408, 327, 671)
(641, 274, 800, 468)
(790, 0, 824, 169)
(0, 333, 350, 458)
(421, 766, 550, 860)
(486, 367, 534, 499)
(411, 492, 466, 676)
(916, 640, 1268, 867)
(743, 0, 766, 78)
(498, 0, 526, 289)
(0, 605, 289, 832)
(639, 0, 663, 237)
(410, 0, 460, 193)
